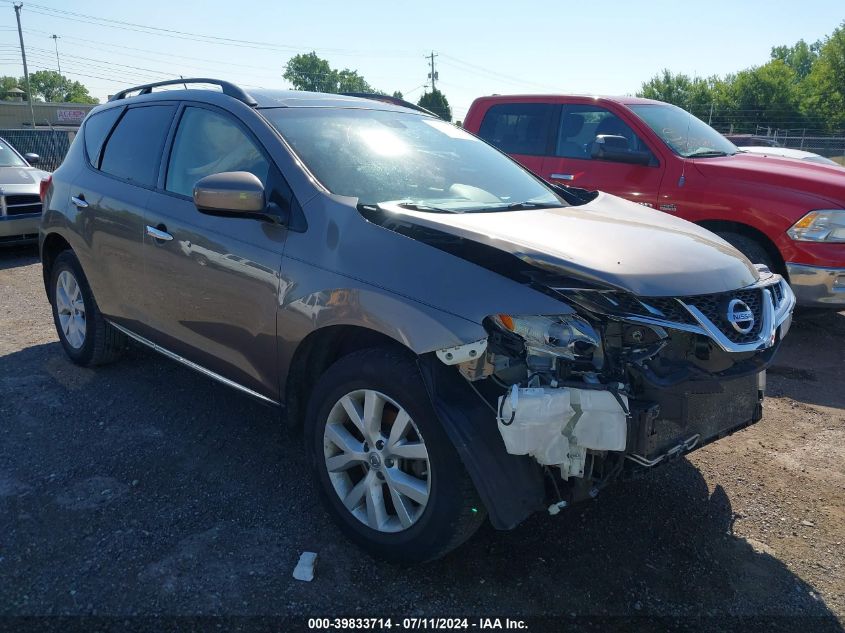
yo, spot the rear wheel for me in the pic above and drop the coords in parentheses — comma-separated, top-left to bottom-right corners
(49, 250, 126, 366)
(305, 348, 485, 563)
(716, 232, 776, 272)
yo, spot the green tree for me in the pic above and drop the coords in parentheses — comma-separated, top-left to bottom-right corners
(283, 51, 379, 94)
(637, 22, 845, 133)
(771, 39, 820, 79)
(336, 68, 375, 93)
(1, 76, 21, 100)
(418, 89, 452, 121)
(727, 60, 802, 130)
(283, 52, 336, 92)
(638, 71, 733, 127)
(25, 70, 97, 103)
(802, 22, 845, 130)
(638, 69, 698, 105)
(392, 90, 404, 100)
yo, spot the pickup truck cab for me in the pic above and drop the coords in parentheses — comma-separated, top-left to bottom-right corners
(464, 95, 845, 308)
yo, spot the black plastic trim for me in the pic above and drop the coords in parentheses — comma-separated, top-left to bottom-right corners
(417, 353, 545, 530)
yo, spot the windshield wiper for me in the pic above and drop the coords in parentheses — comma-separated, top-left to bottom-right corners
(377, 202, 459, 214)
(503, 201, 561, 210)
(464, 201, 561, 212)
(686, 150, 730, 158)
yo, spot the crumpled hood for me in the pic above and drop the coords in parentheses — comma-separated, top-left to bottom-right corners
(379, 192, 759, 297)
(693, 153, 845, 205)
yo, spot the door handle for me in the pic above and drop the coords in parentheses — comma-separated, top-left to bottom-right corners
(70, 195, 88, 208)
(549, 173, 574, 181)
(145, 225, 173, 242)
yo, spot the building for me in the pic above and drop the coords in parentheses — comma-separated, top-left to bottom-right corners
(0, 100, 96, 129)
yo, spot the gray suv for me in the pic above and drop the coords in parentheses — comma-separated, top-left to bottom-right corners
(40, 79, 795, 563)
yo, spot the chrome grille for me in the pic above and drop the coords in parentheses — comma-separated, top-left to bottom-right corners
(2, 194, 42, 216)
(595, 293, 696, 324)
(770, 281, 784, 309)
(558, 279, 790, 353)
(682, 288, 764, 344)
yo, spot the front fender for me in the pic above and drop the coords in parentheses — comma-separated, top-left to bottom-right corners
(417, 353, 546, 530)
(276, 257, 488, 391)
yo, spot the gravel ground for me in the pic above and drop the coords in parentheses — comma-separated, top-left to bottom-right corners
(1, 245, 843, 631)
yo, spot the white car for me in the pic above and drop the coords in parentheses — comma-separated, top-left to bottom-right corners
(739, 145, 842, 168)
(0, 137, 49, 245)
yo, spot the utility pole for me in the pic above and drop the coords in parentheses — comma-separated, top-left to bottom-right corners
(51, 34, 61, 75)
(14, 3, 36, 129)
(426, 51, 438, 93)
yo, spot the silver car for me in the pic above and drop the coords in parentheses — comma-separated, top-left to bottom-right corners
(0, 137, 48, 245)
(40, 79, 795, 563)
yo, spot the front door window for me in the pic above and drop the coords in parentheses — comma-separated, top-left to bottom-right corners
(165, 107, 270, 197)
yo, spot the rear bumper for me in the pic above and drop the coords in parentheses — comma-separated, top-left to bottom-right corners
(786, 262, 845, 308)
(0, 213, 40, 244)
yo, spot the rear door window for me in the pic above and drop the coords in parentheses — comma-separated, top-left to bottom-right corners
(100, 105, 176, 187)
(83, 107, 122, 168)
(477, 103, 554, 156)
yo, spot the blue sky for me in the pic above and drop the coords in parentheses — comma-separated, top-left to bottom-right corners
(1, 0, 843, 121)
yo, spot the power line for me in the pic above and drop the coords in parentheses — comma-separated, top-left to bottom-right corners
(438, 53, 557, 90)
(0, 1, 559, 100)
(0, 30, 405, 91)
(23, 44, 198, 77)
(0, 0, 417, 58)
(11, 27, 293, 73)
(2, 47, 161, 82)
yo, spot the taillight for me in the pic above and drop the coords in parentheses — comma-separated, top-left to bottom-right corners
(39, 175, 52, 202)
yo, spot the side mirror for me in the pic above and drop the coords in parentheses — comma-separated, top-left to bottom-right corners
(24, 152, 40, 165)
(193, 171, 266, 214)
(596, 134, 630, 151)
(590, 135, 652, 166)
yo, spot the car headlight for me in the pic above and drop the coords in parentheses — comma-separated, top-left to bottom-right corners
(787, 210, 845, 242)
(491, 314, 600, 361)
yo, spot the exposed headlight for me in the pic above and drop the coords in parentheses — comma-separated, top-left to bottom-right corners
(787, 210, 845, 242)
(491, 314, 600, 360)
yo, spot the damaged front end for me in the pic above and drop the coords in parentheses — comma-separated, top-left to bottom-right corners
(432, 267, 795, 518)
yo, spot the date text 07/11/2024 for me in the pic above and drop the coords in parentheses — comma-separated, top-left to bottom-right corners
(307, 617, 528, 630)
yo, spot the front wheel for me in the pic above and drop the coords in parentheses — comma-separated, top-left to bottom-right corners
(716, 232, 776, 272)
(305, 348, 485, 563)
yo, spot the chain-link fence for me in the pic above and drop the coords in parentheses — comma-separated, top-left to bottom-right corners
(0, 129, 76, 172)
(747, 126, 845, 163)
(778, 136, 845, 162)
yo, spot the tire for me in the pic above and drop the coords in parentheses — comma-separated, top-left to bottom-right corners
(49, 250, 127, 366)
(716, 232, 776, 272)
(305, 348, 486, 563)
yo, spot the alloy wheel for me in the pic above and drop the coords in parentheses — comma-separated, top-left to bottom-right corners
(55, 270, 86, 349)
(323, 389, 431, 533)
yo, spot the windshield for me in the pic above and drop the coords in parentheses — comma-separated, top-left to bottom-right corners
(629, 104, 738, 158)
(0, 140, 27, 167)
(805, 155, 840, 167)
(262, 108, 563, 212)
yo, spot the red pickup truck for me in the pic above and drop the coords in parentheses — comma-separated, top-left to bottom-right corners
(464, 95, 845, 308)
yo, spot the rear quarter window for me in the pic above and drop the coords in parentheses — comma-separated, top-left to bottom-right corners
(83, 107, 122, 168)
(100, 105, 176, 187)
(477, 103, 554, 156)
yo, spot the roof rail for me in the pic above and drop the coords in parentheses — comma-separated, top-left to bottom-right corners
(109, 78, 257, 107)
(340, 92, 438, 118)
